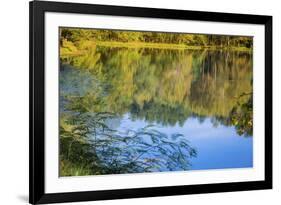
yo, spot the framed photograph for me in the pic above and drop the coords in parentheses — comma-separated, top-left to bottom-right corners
(29, 0, 272, 204)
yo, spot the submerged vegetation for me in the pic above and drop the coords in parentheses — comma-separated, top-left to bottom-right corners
(59, 28, 253, 176)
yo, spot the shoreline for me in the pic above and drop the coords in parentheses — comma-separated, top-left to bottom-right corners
(95, 41, 252, 51)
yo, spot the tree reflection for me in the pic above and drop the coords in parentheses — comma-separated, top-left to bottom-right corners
(59, 46, 253, 176)
(61, 47, 252, 125)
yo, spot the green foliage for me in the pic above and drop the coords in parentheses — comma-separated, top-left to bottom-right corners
(59, 111, 197, 176)
(214, 93, 253, 137)
(60, 39, 80, 56)
(230, 96, 253, 136)
(60, 28, 253, 54)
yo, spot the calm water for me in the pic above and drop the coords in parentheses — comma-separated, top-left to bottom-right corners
(60, 47, 253, 174)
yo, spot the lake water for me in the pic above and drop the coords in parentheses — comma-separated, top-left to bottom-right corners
(60, 46, 253, 175)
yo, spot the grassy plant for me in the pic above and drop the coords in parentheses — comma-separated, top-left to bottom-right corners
(59, 110, 197, 176)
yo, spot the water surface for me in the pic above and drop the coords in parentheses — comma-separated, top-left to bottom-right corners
(60, 47, 253, 175)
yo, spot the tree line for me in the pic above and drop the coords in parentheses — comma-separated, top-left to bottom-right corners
(60, 28, 253, 48)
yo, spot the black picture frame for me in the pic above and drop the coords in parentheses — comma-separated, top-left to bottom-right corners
(29, 0, 272, 204)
